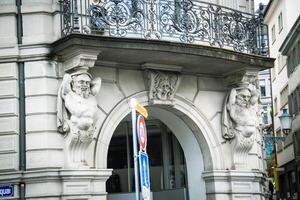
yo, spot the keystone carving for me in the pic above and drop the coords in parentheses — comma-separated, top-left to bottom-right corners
(57, 68, 101, 168)
(145, 70, 181, 105)
(222, 70, 261, 169)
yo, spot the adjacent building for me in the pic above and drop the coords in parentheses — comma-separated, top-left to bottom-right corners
(279, 15, 300, 199)
(264, 0, 300, 198)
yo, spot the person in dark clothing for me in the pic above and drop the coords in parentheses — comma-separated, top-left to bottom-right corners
(106, 172, 121, 193)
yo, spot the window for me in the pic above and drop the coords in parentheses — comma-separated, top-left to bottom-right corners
(297, 86, 300, 113)
(294, 130, 300, 157)
(292, 90, 299, 115)
(271, 68, 276, 80)
(274, 97, 278, 115)
(260, 86, 266, 97)
(288, 94, 294, 115)
(287, 56, 292, 76)
(295, 40, 300, 68)
(260, 80, 266, 97)
(276, 129, 283, 151)
(280, 85, 289, 108)
(277, 54, 286, 73)
(287, 41, 300, 77)
(298, 40, 300, 65)
(263, 106, 269, 124)
(277, 54, 281, 74)
(271, 25, 276, 43)
(278, 12, 283, 33)
(289, 86, 300, 117)
(282, 55, 287, 68)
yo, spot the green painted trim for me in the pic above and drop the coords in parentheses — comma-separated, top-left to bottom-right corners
(18, 62, 26, 171)
(16, 0, 23, 44)
(18, 62, 26, 200)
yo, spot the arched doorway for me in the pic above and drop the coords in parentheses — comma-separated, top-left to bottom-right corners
(94, 92, 220, 199)
(94, 92, 225, 200)
(106, 115, 188, 200)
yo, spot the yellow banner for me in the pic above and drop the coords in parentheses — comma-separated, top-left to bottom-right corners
(136, 103, 148, 118)
(272, 155, 279, 191)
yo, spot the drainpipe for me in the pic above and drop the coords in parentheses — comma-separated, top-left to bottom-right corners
(16, 0, 25, 199)
(16, 0, 22, 44)
(18, 62, 26, 200)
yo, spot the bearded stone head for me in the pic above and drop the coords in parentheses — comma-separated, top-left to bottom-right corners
(71, 73, 92, 98)
(236, 88, 251, 108)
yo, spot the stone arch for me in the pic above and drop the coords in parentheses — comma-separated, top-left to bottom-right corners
(94, 91, 225, 199)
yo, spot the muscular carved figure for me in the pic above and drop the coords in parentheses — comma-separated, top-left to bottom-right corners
(227, 87, 259, 138)
(58, 72, 101, 140)
(57, 71, 101, 167)
(222, 84, 260, 169)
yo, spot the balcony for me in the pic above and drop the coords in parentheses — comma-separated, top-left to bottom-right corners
(59, 0, 269, 56)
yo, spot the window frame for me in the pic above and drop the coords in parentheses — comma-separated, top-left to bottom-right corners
(278, 12, 283, 33)
(271, 25, 276, 44)
(274, 97, 278, 116)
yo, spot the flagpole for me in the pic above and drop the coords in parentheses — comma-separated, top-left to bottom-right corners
(130, 98, 140, 200)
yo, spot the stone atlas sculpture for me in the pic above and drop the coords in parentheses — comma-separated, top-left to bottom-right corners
(57, 70, 101, 168)
(222, 78, 261, 169)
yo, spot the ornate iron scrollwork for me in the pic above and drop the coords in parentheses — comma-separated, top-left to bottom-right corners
(89, 0, 145, 36)
(59, 0, 269, 56)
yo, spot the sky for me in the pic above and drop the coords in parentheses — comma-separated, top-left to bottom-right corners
(254, 0, 270, 10)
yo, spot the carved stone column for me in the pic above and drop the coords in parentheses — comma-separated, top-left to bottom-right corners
(57, 49, 102, 169)
(143, 63, 181, 105)
(222, 69, 262, 169)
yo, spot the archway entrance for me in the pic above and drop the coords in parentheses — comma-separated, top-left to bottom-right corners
(103, 106, 207, 200)
(107, 117, 188, 200)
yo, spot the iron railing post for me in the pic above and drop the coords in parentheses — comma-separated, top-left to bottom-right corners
(73, 0, 80, 32)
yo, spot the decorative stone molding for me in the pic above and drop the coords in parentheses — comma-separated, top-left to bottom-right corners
(60, 48, 101, 72)
(222, 69, 261, 169)
(202, 170, 267, 200)
(57, 51, 102, 168)
(60, 169, 112, 198)
(0, 169, 112, 199)
(143, 64, 181, 105)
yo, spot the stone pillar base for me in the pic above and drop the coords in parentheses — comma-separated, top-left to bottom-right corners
(202, 170, 267, 200)
(23, 169, 112, 200)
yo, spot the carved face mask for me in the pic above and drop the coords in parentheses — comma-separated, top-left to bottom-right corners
(157, 79, 172, 100)
(236, 89, 251, 107)
(72, 74, 91, 98)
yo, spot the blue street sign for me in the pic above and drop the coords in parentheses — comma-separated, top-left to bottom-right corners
(266, 144, 273, 159)
(139, 151, 151, 200)
(139, 151, 150, 188)
(0, 185, 14, 198)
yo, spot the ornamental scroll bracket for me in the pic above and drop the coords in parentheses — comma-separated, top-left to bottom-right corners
(142, 63, 181, 105)
(222, 69, 261, 169)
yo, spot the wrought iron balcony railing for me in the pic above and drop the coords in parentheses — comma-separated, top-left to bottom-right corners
(60, 0, 269, 56)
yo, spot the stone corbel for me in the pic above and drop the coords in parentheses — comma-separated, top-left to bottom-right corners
(225, 69, 258, 88)
(142, 63, 181, 105)
(60, 48, 101, 72)
(222, 68, 261, 169)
